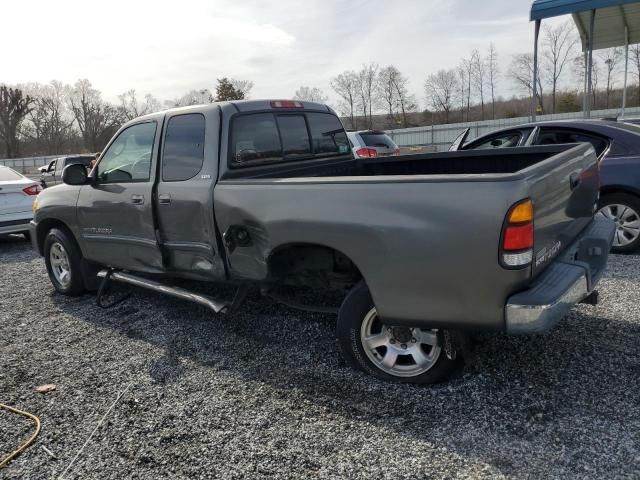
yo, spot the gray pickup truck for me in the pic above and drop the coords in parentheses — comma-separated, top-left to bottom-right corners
(30, 100, 615, 384)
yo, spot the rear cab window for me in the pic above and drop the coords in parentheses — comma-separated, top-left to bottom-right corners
(230, 112, 349, 166)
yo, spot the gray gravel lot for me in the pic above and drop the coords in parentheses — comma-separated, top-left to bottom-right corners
(1, 234, 639, 479)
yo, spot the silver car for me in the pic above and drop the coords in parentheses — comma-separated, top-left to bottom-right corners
(0, 166, 41, 238)
(347, 130, 400, 158)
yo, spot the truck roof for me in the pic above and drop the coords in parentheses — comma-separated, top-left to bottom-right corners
(135, 99, 334, 123)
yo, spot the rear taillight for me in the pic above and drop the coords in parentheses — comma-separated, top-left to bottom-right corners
(356, 147, 378, 158)
(393, 148, 400, 155)
(270, 100, 303, 108)
(22, 184, 42, 196)
(501, 198, 534, 268)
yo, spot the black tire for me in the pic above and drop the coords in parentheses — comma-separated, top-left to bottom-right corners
(599, 192, 640, 254)
(44, 228, 85, 296)
(336, 281, 463, 384)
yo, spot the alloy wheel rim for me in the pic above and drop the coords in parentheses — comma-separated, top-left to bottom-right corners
(360, 307, 441, 377)
(598, 204, 640, 247)
(49, 242, 71, 288)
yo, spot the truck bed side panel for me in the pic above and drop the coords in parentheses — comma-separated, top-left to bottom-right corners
(214, 178, 530, 329)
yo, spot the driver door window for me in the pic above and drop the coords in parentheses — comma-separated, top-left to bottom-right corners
(96, 122, 157, 182)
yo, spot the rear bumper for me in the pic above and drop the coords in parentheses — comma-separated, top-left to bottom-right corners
(0, 216, 32, 235)
(505, 216, 615, 334)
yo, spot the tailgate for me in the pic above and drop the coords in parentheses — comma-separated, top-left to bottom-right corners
(528, 143, 599, 276)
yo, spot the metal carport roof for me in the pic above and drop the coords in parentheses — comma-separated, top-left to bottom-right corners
(532, 0, 640, 50)
(529, 0, 640, 119)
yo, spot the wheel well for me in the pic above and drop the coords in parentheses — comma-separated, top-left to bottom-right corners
(267, 244, 362, 291)
(35, 219, 77, 255)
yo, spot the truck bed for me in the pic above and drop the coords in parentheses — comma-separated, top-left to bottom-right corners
(215, 143, 600, 329)
(223, 145, 574, 180)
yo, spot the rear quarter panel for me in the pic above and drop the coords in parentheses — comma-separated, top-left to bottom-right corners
(214, 175, 532, 330)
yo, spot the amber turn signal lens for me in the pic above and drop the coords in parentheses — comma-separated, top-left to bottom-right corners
(508, 199, 534, 224)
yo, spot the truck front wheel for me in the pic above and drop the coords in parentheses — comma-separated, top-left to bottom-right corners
(44, 228, 85, 296)
(336, 282, 463, 384)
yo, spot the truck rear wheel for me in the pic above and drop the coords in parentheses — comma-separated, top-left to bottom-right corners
(336, 282, 463, 384)
(44, 228, 85, 296)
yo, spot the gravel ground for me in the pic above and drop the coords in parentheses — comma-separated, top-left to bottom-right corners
(1, 234, 639, 479)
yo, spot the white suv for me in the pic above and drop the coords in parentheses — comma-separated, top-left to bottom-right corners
(347, 130, 400, 158)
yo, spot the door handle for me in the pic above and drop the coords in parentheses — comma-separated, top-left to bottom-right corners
(569, 171, 582, 190)
(131, 194, 145, 205)
(158, 194, 171, 205)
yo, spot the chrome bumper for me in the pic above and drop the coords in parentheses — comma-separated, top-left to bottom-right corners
(505, 216, 615, 335)
(506, 269, 589, 334)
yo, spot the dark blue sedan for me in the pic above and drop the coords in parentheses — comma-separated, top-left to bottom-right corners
(452, 120, 640, 253)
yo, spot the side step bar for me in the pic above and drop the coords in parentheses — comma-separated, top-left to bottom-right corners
(97, 270, 229, 313)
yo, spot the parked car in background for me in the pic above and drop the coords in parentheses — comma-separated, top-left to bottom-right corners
(347, 130, 400, 158)
(451, 119, 640, 253)
(40, 155, 96, 188)
(0, 166, 42, 239)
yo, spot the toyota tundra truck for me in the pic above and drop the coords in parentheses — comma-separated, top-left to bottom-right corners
(30, 100, 615, 384)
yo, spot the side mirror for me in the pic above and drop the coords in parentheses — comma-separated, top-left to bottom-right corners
(62, 163, 88, 185)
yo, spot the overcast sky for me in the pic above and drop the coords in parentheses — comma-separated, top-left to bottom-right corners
(2, 0, 567, 107)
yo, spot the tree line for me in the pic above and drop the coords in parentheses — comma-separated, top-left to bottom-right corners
(0, 78, 252, 158)
(3, 20, 640, 158)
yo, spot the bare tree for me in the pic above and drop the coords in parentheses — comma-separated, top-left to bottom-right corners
(425, 69, 458, 124)
(0, 85, 33, 158)
(391, 71, 417, 128)
(376, 65, 415, 127)
(330, 71, 359, 129)
(293, 86, 328, 103)
(599, 47, 621, 108)
(509, 53, 544, 112)
(24, 81, 75, 154)
(573, 54, 601, 108)
(542, 21, 578, 113)
(69, 79, 121, 152)
(459, 58, 474, 120)
(166, 89, 213, 107)
(632, 44, 640, 104)
(486, 43, 500, 119)
(471, 49, 486, 120)
(230, 79, 254, 99)
(357, 63, 379, 129)
(456, 66, 466, 121)
(377, 66, 400, 123)
(118, 90, 161, 121)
